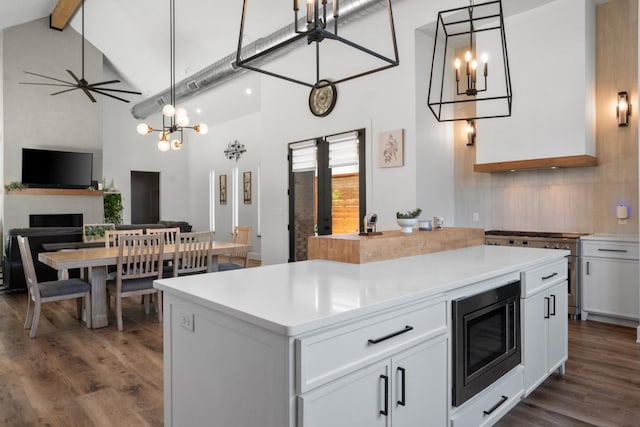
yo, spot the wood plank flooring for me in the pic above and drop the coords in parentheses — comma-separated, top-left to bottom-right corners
(0, 290, 638, 426)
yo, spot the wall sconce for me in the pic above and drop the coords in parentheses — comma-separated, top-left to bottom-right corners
(466, 120, 476, 146)
(617, 91, 631, 127)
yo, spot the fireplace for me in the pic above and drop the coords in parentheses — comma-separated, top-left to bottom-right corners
(29, 213, 83, 228)
(451, 280, 521, 406)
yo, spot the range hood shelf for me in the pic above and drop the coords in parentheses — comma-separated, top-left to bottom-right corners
(474, 155, 598, 173)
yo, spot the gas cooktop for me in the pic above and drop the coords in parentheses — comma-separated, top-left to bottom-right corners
(484, 230, 590, 239)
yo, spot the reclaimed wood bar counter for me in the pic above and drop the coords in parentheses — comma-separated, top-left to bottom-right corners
(307, 227, 485, 264)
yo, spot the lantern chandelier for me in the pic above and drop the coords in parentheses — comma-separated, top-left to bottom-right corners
(427, 0, 512, 122)
(236, 0, 400, 89)
(224, 141, 246, 161)
(136, 0, 208, 151)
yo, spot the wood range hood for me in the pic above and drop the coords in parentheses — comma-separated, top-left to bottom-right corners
(473, 154, 598, 173)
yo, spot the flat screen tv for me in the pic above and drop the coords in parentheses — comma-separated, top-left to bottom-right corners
(21, 148, 93, 189)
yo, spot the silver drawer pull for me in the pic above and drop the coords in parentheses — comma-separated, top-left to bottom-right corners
(368, 325, 413, 345)
(597, 248, 628, 253)
(541, 272, 558, 280)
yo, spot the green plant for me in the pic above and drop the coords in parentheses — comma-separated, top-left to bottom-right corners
(396, 208, 422, 219)
(4, 181, 26, 191)
(104, 193, 123, 225)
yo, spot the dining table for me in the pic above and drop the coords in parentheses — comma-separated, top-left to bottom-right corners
(38, 241, 251, 328)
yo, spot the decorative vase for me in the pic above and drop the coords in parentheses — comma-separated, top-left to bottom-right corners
(396, 218, 418, 233)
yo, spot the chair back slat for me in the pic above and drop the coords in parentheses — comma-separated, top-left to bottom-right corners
(105, 229, 143, 248)
(146, 227, 180, 245)
(17, 236, 41, 301)
(117, 234, 164, 282)
(174, 231, 214, 276)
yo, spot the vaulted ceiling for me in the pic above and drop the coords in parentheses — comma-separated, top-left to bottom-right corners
(1, 0, 562, 109)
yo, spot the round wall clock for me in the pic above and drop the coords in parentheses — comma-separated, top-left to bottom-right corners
(308, 80, 338, 117)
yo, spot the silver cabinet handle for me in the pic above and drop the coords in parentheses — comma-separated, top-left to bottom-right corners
(598, 248, 628, 253)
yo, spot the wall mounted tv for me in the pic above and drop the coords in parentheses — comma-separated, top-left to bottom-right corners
(21, 148, 93, 189)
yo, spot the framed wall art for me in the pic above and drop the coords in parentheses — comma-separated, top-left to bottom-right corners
(243, 171, 252, 204)
(219, 174, 227, 205)
(378, 129, 404, 168)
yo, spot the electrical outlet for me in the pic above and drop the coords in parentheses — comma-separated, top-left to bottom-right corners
(473, 212, 479, 222)
(179, 310, 194, 332)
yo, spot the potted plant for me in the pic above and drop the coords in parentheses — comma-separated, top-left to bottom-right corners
(396, 208, 422, 233)
(104, 192, 123, 225)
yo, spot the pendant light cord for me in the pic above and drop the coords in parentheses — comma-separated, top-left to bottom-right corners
(170, 0, 176, 111)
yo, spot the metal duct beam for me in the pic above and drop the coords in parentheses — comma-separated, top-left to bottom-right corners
(131, 0, 397, 120)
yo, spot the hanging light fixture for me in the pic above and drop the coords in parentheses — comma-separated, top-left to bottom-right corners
(236, 0, 399, 115)
(20, 0, 141, 103)
(136, 0, 208, 151)
(427, 0, 512, 122)
(224, 140, 246, 161)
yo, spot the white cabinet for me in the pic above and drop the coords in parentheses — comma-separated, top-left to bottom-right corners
(298, 337, 447, 427)
(581, 236, 639, 323)
(521, 262, 568, 396)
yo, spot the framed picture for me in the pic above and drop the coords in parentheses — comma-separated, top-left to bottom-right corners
(378, 129, 404, 168)
(82, 223, 115, 243)
(219, 175, 227, 205)
(243, 171, 252, 204)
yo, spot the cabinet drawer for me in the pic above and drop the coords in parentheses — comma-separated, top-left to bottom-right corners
(295, 298, 446, 393)
(450, 366, 523, 427)
(582, 241, 639, 260)
(521, 259, 568, 297)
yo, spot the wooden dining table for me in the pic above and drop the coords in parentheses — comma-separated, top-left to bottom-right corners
(38, 241, 251, 328)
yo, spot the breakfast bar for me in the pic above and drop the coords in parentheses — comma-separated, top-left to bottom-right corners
(155, 245, 569, 427)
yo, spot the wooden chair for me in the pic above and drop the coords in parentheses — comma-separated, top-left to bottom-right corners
(173, 231, 215, 276)
(17, 236, 91, 338)
(104, 229, 143, 247)
(106, 234, 164, 331)
(146, 227, 180, 245)
(219, 226, 252, 271)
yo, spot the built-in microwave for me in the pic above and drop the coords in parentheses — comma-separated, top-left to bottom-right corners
(451, 280, 521, 406)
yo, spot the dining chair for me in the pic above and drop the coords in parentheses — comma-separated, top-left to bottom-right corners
(173, 231, 215, 276)
(106, 234, 164, 331)
(17, 236, 92, 338)
(219, 226, 252, 271)
(147, 227, 181, 278)
(146, 227, 180, 245)
(104, 229, 143, 247)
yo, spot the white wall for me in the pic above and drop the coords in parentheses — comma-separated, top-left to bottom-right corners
(477, 0, 597, 164)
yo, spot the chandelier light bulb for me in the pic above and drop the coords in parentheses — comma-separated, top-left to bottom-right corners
(454, 58, 461, 69)
(176, 114, 190, 127)
(171, 139, 183, 150)
(481, 53, 488, 63)
(471, 60, 478, 70)
(136, 123, 151, 135)
(158, 139, 170, 151)
(195, 123, 209, 135)
(465, 51, 472, 62)
(175, 107, 188, 117)
(162, 104, 176, 117)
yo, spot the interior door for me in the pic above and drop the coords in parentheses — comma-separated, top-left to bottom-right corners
(131, 171, 160, 224)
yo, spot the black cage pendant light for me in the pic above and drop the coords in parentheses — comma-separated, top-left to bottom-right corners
(236, 0, 400, 91)
(21, 0, 142, 103)
(427, 0, 512, 122)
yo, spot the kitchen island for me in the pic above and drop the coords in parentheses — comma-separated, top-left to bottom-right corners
(155, 245, 569, 427)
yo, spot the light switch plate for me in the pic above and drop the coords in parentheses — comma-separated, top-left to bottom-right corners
(178, 310, 194, 332)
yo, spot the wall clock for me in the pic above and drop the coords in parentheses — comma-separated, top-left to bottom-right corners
(308, 80, 338, 117)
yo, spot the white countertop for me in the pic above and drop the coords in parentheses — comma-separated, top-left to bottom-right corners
(155, 245, 567, 336)
(581, 234, 639, 243)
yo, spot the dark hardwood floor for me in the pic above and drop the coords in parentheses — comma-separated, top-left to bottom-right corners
(1, 289, 638, 426)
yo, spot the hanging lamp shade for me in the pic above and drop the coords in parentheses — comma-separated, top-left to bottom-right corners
(427, 0, 512, 122)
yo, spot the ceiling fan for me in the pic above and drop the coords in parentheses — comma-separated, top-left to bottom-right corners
(20, 0, 141, 103)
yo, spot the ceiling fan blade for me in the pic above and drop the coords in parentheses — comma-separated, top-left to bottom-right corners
(90, 88, 132, 103)
(66, 69, 83, 85)
(50, 87, 82, 96)
(23, 70, 75, 85)
(87, 79, 121, 87)
(19, 82, 77, 88)
(90, 86, 143, 95)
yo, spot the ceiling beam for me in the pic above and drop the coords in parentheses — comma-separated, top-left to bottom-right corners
(49, 0, 81, 31)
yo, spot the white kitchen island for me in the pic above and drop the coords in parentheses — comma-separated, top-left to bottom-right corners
(155, 245, 569, 427)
